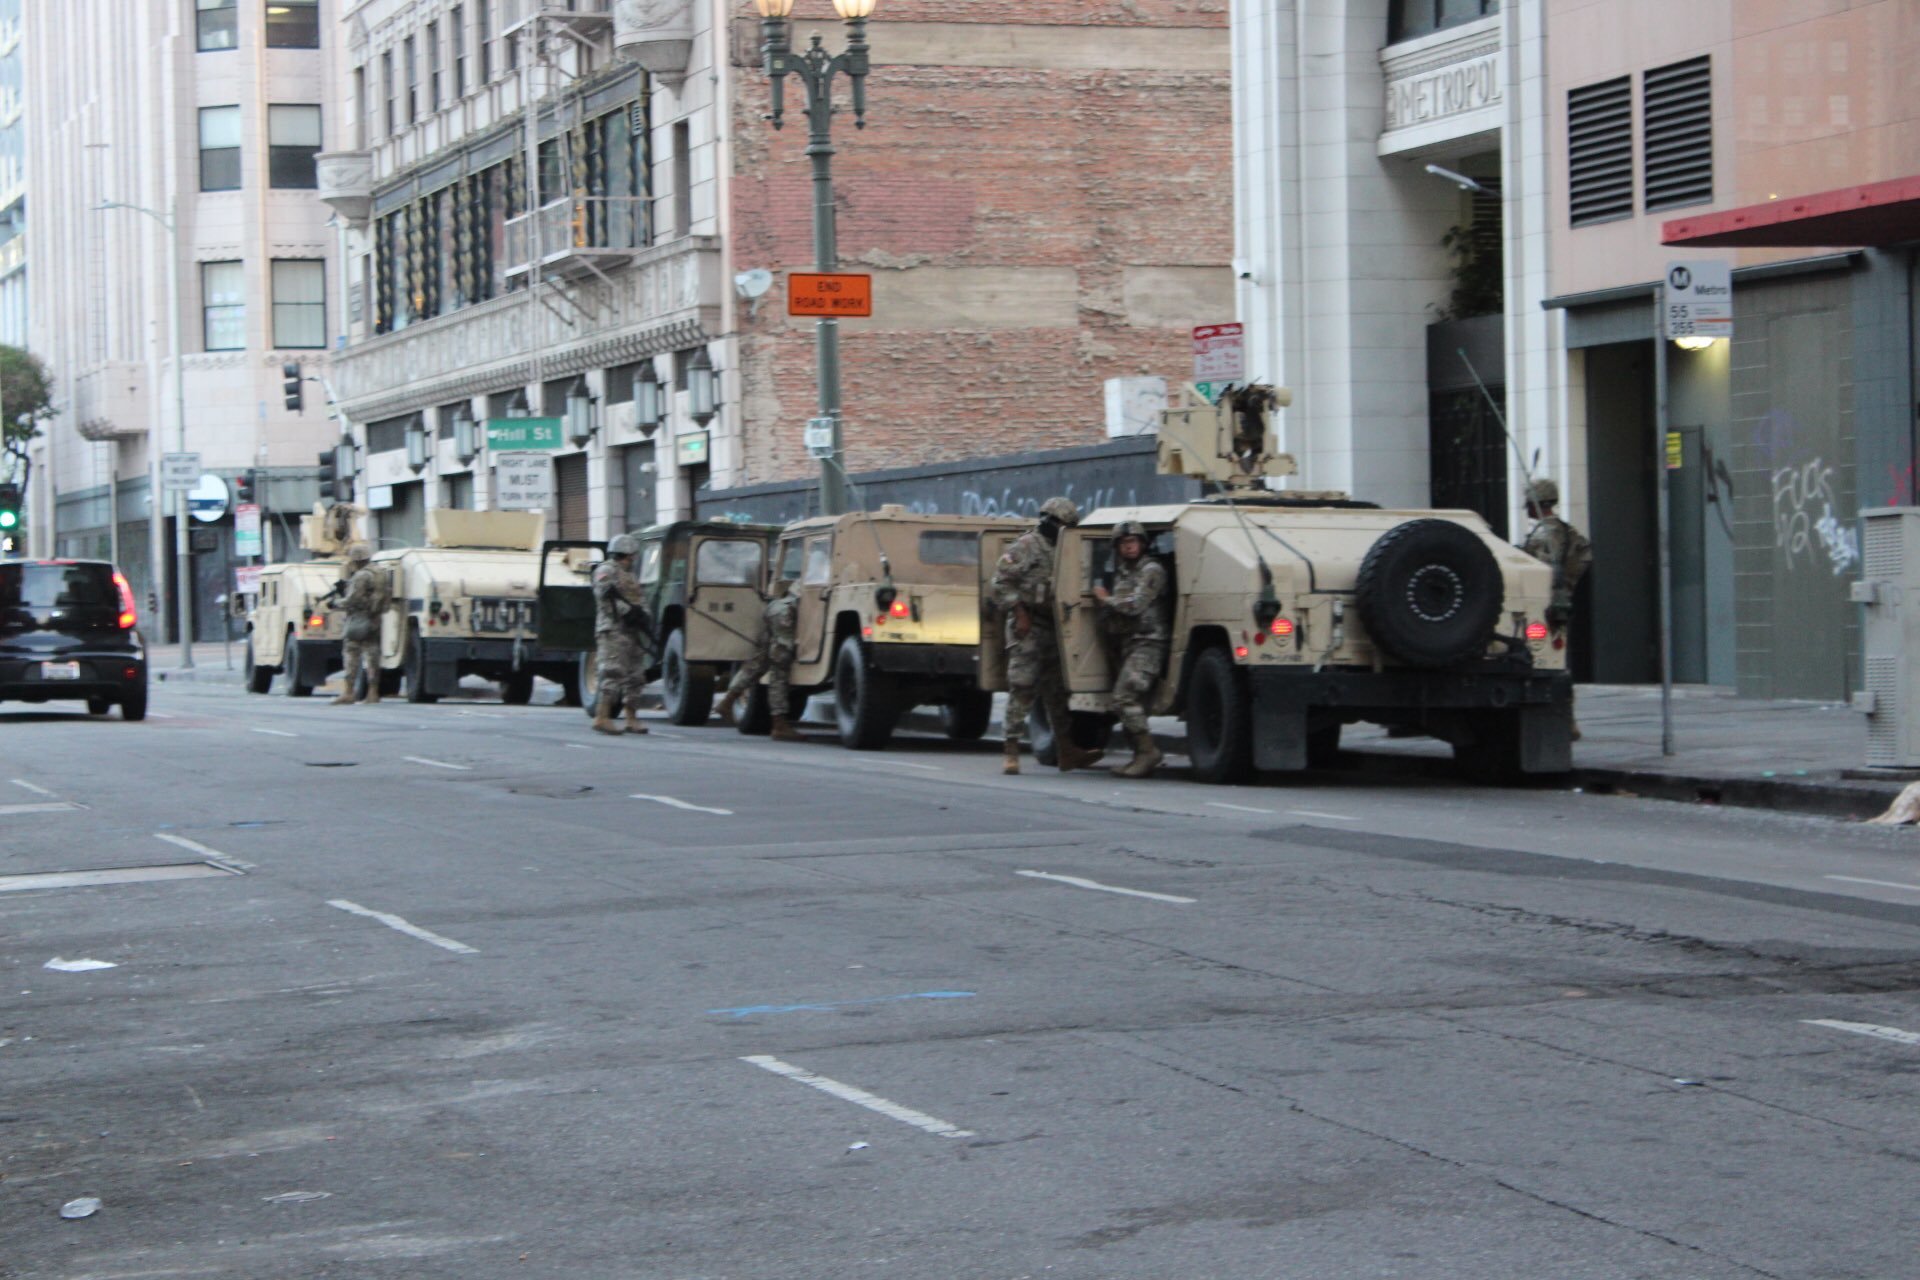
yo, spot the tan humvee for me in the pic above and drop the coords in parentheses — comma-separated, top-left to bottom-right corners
(764, 507, 1025, 748)
(992, 385, 1572, 781)
(243, 503, 363, 697)
(368, 510, 586, 704)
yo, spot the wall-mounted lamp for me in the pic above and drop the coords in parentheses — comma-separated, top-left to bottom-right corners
(636, 365, 664, 435)
(405, 416, 430, 472)
(687, 352, 717, 426)
(507, 389, 530, 418)
(1424, 162, 1491, 195)
(1672, 335, 1717, 351)
(566, 376, 598, 447)
(453, 404, 479, 464)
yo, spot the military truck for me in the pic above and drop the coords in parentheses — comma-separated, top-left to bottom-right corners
(535, 520, 783, 723)
(766, 508, 1024, 749)
(242, 503, 361, 697)
(995, 384, 1572, 781)
(369, 509, 584, 704)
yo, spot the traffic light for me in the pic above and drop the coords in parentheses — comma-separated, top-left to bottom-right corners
(0, 482, 20, 533)
(234, 470, 255, 506)
(283, 361, 304, 413)
(316, 448, 336, 500)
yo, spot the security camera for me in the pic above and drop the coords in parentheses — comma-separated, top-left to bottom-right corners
(1232, 259, 1257, 283)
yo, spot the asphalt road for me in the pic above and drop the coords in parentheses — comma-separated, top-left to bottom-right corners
(5, 677, 1920, 1279)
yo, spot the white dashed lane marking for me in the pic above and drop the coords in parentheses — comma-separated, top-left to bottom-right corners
(1208, 802, 1274, 815)
(1016, 869, 1195, 905)
(11, 778, 55, 796)
(1804, 1019, 1920, 1047)
(0, 802, 82, 816)
(327, 899, 478, 955)
(631, 793, 733, 815)
(251, 728, 299, 738)
(155, 832, 257, 872)
(404, 756, 472, 771)
(1826, 875, 1920, 894)
(742, 1055, 975, 1139)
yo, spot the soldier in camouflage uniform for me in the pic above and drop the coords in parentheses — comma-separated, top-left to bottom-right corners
(591, 533, 651, 736)
(1521, 477, 1592, 740)
(332, 541, 387, 706)
(1092, 520, 1168, 778)
(715, 575, 801, 741)
(992, 496, 1104, 776)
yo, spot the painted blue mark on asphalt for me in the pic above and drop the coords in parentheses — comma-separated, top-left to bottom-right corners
(707, 990, 976, 1018)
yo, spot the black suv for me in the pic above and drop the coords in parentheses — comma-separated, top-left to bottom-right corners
(0, 559, 148, 720)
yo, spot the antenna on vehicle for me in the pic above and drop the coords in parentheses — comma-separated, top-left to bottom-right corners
(1457, 348, 1538, 498)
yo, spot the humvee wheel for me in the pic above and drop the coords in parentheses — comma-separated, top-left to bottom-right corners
(284, 631, 314, 698)
(1187, 646, 1253, 784)
(1031, 702, 1114, 768)
(244, 637, 273, 694)
(736, 683, 773, 736)
(834, 635, 899, 750)
(1355, 518, 1502, 669)
(501, 672, 534, 705)
(943, 688, 993, 741)
(661, 628, 715, 725)
(404, 626, 440, 703)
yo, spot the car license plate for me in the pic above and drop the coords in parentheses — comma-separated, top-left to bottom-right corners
(473, 598, 535, 634)
(41, 661, 81, 681)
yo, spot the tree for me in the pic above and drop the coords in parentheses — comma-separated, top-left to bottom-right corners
(0, 344, 52, 499)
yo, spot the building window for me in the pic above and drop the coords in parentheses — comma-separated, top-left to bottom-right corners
(268, 104, 322, 188)
(1643, 56, 1712, 212)
(198, 106, 242, 191)
(352, 66, 368, 149)
(1388, 0, 1498, 44)
(451, 6, 467, 98)
(1568, 76, 1633, 226)
(271, 259, 326, 349)
(197, 0, 237, 51)
(202, 260, 246, 350)
(503, 5, 517, 72)
(404, 36, 418, 124)
(427, 21, 442, 111)
(477, 0, 491, 83)
(383, 50, 396, 136)
(264, 0, 319, 49)
(672, 120, 691, 236)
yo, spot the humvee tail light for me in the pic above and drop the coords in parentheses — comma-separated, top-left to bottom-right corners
(1234, 645, 1250, 659)
(1525, 621, 1549, 641)
(112, 571, 137, 630)
(862, 625, 874, 638)
(873, 612, 888, 627)
(889, 599, 909, 618)
(308, 614, 325, 628)
(1270, 617, 1294, 637)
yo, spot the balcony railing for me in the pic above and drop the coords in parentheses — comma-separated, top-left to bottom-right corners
(502, 0, 613, 37)
(504, 195, 649, 283)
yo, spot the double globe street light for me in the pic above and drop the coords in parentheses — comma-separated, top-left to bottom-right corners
(752, 0, 876, 517)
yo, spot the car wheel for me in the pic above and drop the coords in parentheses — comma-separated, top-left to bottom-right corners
(1354, 518, 1503, 670)
(404, 626, 439, 703)
(943, 688, 994, 741)
(86, 696, 112, 716)
(833, 635, 898, 750)
(501, 672, 534, 705)
(284, 632, 314, 698)
(661, 629, 715, 726)
(244, 637, 273, 694)
(120, 686, 148, 722)
(1186, 646, 1252, 784)
(736, 683, 773, 736)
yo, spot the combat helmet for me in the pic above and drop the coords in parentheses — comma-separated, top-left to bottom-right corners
(607, 533, 641, 557)
(345, 540, 374, 563)
(1039, 497, 1081, 526)
(1112, 519, 1149, 544)
(1526, 478, 1559, 507)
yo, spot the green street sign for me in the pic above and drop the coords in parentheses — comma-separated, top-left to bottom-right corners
(1192, 381, 1230, 405)
(484, 417, 564, 451)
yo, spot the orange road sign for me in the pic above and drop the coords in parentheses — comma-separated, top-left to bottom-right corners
(788, 271, 873, 317)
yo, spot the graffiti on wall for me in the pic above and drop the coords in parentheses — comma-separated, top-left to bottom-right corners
(1771, 456, 1858, 575)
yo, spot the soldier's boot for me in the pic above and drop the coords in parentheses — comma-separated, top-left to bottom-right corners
(363, 681, 383, 705)
(714, 688, 741, 725)
(331, 680, 358, 706)
(1002, 740, 1022, 775)
(769, 715, 802, 742)
(1112, 729, 1163, 779)
(624, 707, 649, 735)
(1056, 739, 1105, 772)
(592, 702, 623, 736)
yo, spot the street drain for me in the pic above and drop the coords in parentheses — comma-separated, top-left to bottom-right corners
(303, 761, 359, 768)
(0, 862, 240, 893)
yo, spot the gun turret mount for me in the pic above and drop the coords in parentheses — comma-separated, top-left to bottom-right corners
(1158, 384, 1298, 490)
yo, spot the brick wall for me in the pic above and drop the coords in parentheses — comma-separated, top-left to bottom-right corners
(726, 6, 1232, 489)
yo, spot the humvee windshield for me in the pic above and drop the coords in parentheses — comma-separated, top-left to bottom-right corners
(695, 539, 763, 586)
(801, 538, 832, 585)
(917, 530, 977, 566)
(779, 540, 805, 581)
(638, 543, 663, 585)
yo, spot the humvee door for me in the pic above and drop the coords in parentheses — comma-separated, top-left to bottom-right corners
(537, 540, 604, 654)
(685, 534, 768, 662)
(1052, 527, 1114, 693)
(790, 535, 835, 676)
(976, 529, 1021, 691)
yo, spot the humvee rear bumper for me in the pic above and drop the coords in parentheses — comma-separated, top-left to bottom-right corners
(868, 642, 981, 679)
(290, 640, 342, 689)
(1248, 666, 1574, 774)
(417, 637, 579, 698)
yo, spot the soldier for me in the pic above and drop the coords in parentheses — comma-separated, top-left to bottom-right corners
(591, 533, 651, 736)
(1521, 477, 1593, 740)
(332, 541, 387, 706)
(1092, 520, 1167, 778)
(715, 575, 801, 742)
(993, 496, 1105, 776)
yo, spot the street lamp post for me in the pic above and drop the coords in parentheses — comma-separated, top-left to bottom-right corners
(97, 199, 193, 668)
(754, 0, 874, 517)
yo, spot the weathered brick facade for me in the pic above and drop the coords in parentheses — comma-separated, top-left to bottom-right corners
(726, 3, 1232, 489)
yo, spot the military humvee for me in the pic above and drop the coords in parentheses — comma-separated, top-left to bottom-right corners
(369, 509, 584, 704)
(242, 503, 361, 697)
(534, 520, 783, 723)
(1000, 385, 1572, 781)
(767, 508, 1025, 749)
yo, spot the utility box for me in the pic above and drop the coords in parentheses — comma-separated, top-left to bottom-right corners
(1853, 507, 1920, 766)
